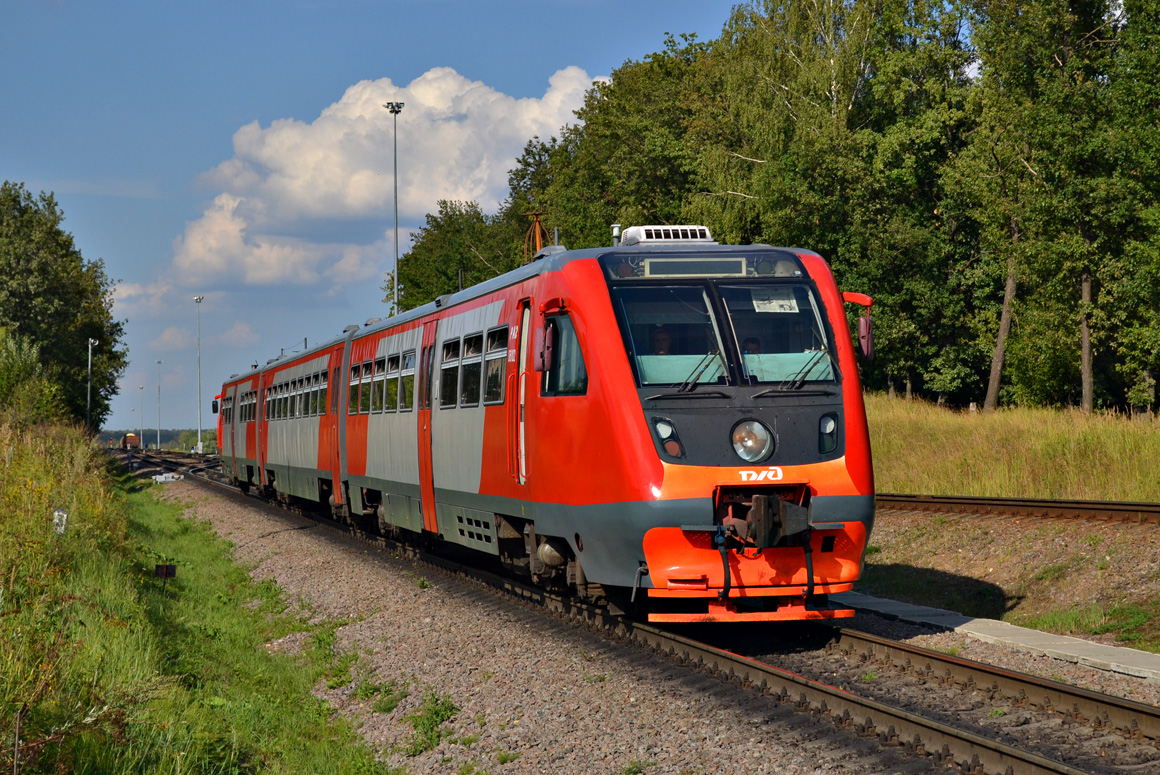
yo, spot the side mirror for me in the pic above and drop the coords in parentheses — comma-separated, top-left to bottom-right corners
(858, 315, 874, 360)
(212, 399, 219, 414)
(534, 322, 555, 372)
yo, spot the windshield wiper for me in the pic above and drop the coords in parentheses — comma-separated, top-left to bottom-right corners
(752, 386, 837, 399)
(675, 350, 723, 393)
(645, 390, 731, 400)
(763, 348, 830, 394)
(787, 349, 830, 389)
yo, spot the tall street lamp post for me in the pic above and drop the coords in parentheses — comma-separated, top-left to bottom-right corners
(86, 338, 98, 432)
(138, 385, 144, 445)
(383, 101, 404, 313)
(194, 295, 204, 453)
(156, 360, 162, 451)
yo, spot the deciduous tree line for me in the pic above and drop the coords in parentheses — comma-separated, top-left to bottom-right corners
(387, 0, 1160, 410)
(0, 182, 127, 428)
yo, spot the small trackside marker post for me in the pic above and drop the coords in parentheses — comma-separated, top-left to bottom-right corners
(155, 563, 177, 594)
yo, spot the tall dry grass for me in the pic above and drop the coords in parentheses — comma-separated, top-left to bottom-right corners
(866, 393, 1160, 501)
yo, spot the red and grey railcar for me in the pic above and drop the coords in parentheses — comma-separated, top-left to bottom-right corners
(217, 226, 875, 622)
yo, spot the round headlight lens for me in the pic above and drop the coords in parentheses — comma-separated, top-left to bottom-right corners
(732, 420, 773, 462)
(820, 415, 837, 435)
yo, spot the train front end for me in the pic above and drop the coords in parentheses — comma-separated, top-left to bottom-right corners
(599, 227, 874, 623)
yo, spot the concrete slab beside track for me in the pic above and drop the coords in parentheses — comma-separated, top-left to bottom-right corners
(835, 590, 1160, 681)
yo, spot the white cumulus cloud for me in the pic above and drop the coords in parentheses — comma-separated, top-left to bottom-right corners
(174, 66, 593, 288)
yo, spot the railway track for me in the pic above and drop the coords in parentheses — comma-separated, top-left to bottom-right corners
(128, 451, 1160, 774)
(877, 493, 1160, 524)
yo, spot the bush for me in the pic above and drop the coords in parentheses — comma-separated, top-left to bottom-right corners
(0, 331, 64, 425)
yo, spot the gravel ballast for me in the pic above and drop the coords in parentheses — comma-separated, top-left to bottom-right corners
(159, 480, 1160, 773)
(164, 482, 843, 774)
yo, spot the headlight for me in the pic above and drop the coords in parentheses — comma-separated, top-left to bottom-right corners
(732, 420, 773, 462)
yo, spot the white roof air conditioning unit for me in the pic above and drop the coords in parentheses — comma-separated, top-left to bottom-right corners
(619, 225, 716, 247)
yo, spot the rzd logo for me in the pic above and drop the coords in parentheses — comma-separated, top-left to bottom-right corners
(740, 467, 783, 482)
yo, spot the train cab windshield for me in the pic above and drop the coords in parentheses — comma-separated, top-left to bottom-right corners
(602, 251, 838, 389)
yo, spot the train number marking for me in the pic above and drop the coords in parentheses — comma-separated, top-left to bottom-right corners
(740, 467, 783, 482)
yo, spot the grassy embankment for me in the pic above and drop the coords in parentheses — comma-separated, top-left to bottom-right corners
(0, 419, 390, 774)
(862, 393, 1160, 650)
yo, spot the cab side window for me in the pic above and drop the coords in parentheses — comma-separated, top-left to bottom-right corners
(542, 314, 587, 396)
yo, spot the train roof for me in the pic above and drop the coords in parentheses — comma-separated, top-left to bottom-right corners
(222, 234, 820, 385)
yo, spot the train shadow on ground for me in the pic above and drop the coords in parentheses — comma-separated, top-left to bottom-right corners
(666, 565, 1016, 658)
(857, 562, 1018, 621)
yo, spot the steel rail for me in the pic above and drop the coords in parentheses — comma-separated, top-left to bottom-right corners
(876, 493, 1160, 524)
(827, 627, 1160, 741)
(131, 452, 1153, 775)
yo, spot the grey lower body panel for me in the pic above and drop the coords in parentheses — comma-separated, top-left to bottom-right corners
(347, 474, 423, 534)
(229, 457, 259, 485)
(426, 490, 876, 588)
(266, 462, 326, 502)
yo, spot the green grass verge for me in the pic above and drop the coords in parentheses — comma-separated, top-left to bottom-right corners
(0, 418, 390, 773)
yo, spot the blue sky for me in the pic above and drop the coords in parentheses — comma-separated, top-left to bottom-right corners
(1, 0, 734, 435)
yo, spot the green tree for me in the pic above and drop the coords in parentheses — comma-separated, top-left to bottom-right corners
(689, 0, 982, 402)
(0, 182, 127, 427)
(540, 33, 709, 248)
(1099, 0, 1160, 408)
(384, 200, 524, 312)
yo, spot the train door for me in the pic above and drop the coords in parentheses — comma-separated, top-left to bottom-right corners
(516, 301, 532, 484)
(256, 373, 268, 486)
(326, 354, 341, 495)
(417, 321, 439, 532)
(224, 383, 239, 478)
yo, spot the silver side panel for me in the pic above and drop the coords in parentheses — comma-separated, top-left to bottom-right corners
(429, 301, 504, 496)
(267, 420, 321, 471)
(364, 326, 424, 486)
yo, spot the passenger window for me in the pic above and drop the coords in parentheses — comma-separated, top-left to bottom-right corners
(385, 354, 400, 412)
(348, 365, 360, 415)
(542, 314, 587, 396)
(440, 339, 460, 408)
(360, 361, 373, 413)
(400, 350, 416, 411)
(460, 333, 483, 407)
(371, 358, 385, 413)
(484, 327, 508, 404)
